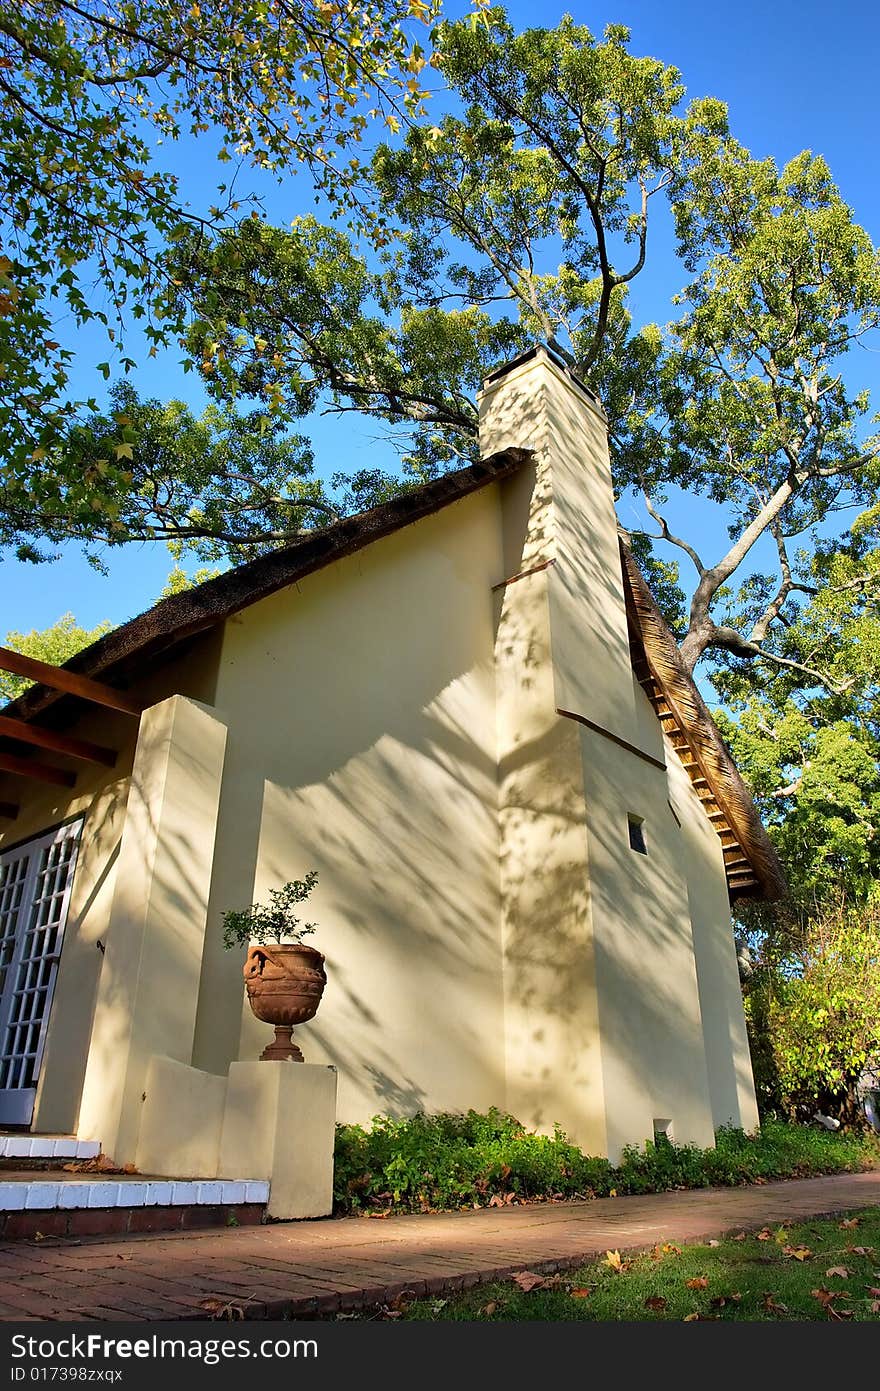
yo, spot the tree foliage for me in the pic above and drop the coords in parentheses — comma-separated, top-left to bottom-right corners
(3, 7, 880, 711)
(0, 612, 112, 703)
(744, 897, 880, 1125)
(0, 0, 436, 484)
(3, 381, 333, 564)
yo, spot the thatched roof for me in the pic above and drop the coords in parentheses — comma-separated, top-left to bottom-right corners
(2, 445, 784, 901)
(620, 539, 785, 901)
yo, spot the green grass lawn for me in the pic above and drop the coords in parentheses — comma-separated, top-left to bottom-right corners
(398, 1208, 880, 1321)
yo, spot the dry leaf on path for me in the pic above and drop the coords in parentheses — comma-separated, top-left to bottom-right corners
(199, 1297, 245, 1321)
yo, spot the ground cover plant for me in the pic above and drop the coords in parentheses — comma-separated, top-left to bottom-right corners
(394, 1208, 880, 1321)
(333, 1109, 877, 1216)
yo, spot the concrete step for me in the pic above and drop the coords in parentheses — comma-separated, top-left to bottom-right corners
(0, 1135, 100, 1161)
(0, 1172, 270, 1241)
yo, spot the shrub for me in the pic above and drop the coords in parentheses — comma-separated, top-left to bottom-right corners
(332, 1109, 877, 1215)
(743, 896, 880, 1124)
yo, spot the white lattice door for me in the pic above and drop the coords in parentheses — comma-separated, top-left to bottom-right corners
(0, 821, 82, 1126)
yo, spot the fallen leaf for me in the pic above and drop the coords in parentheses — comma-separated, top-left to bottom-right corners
(511, 1271, 545, 1292)
(839, 1218, 859, 1230)
(686, 1276, 708, 1290)
(603, 1250, 623, 1271)
(199, 1297, 244, 1321)
(866, 1286, 880, 1297)
(849, 1246, 875, 1257)
(734, 1232, 747, 1242)
(762, 1293, 788, 1315)
(480, 1301, 498, 1317)
(608, 1188, 617, 1198)
(870, 1300, 880, 1315)
(825, 1266, 849, 1279)
(683, 1312, 700, 1322)
(782, 1246, 812, 1262)
(811, 1287, 838, 1306)
(488, 1195, 505, 1208)
(33, 1232, 47, 1242)
(367, 1209, 391, 1219)
(570, 1287, 592, 1299)
(706, 1240, 720, 1248)
(661, 1243, 681, 1256)
(756, 1228, 772, 1242)
(644, 1295, 668, 1310)
(826, 1307, 854, 1321)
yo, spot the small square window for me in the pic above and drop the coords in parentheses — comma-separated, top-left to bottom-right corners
(628, 814, 648, 855)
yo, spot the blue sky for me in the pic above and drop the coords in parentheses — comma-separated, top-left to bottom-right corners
(4, 0, 879, 637)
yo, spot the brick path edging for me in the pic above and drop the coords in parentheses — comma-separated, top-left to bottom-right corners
(1, 1169, 878, 1322)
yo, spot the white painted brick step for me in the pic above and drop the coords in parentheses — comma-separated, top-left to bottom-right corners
(0, 1178, 270, 1211)
(0, 1135, 101, 1160)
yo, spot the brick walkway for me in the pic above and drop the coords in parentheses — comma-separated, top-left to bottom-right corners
(1, 1170, 878, 1321)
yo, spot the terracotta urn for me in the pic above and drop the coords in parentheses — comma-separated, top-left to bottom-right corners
(243, 942, 327, 1061)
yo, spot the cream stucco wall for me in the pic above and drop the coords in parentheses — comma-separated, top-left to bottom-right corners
(668, 751, 761, 1134)
(192, 487, 509, 1127)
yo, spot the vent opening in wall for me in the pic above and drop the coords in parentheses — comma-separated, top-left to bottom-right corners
(653, 1119, 673, 1148)
(627, 814, 647, 855)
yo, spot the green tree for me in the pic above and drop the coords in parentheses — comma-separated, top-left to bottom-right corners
(0, 0, 436, 486)
(3, 381, 336, 565)
(174, 9, 880, 700)
(716, 531, 880, 908)
(743, 897, 880, 1125)
(0, 612, 112, 703)
(4, 7, 880, 711)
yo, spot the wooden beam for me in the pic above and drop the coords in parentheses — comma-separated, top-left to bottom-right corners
(0, 752, 76, 788)
(0, 715, 116, 767)
(0, 647, 143, 716)
(0, 801, 18, 820)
